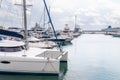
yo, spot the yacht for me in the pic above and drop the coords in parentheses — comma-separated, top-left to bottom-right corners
(45, 34, 73, 45)
(28, 36, 54, 49)
(112, 32, 120, 37)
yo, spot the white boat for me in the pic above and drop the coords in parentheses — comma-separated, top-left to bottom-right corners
(0, 39, 67, 74)
(28, 36, 55, 49)
(58, 35, 73, 42)
(0, 0, 68, 75)
(112, 32, 120, 37)
(72, 32, 81, 37)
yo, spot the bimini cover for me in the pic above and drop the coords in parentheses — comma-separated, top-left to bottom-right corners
(0, 29, 24, 39)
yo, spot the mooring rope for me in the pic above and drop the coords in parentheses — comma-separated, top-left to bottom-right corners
(41, 58, 58, 73)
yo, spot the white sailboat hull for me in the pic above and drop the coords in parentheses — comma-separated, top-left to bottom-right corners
(0, 41, 68, 75)
(0, 56, 60, 74)
(60, 51, 68, 62)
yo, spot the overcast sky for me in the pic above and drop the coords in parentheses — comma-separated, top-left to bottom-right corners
(0, 0, 120, 30)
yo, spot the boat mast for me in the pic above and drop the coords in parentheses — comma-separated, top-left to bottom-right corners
(23, 0, 28, 49)
(47, 6, 51, 29)
(75, 15, 77, 28)
(43, 0, 61, 48)
(43, 6, 45, 28)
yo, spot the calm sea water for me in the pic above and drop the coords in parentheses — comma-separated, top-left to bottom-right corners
(0, 34, 120, 80)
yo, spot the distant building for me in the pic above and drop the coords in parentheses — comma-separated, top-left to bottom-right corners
(101, 26, 120, 32)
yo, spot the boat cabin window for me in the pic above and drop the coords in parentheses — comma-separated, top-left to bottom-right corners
(0, 46, 25, 52)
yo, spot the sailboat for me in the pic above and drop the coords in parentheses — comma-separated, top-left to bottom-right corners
(28, 36, 54, 49)
(0, 0, 67, 75)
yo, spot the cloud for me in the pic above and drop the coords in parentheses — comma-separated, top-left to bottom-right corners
(51, 7, 63, 13)
(0, 0, 120, 30)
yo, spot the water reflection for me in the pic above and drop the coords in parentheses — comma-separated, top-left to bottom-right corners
(1, 34, 120, 80)
(0, 62, 68, 80)
(63, 34, 120, 80)
(62, 42, 73, 46)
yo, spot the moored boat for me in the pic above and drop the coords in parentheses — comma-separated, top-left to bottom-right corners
(0, 0, 68, 75)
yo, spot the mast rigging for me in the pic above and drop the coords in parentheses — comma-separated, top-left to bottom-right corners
(43, 0, 61, 49)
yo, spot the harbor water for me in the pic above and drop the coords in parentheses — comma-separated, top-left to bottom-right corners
(0, 34, 120, 80)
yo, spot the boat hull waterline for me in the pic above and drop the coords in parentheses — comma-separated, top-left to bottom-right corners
(0, 56, 60, 74)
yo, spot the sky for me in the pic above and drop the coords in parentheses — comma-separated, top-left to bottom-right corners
(0, 0, 120, 30)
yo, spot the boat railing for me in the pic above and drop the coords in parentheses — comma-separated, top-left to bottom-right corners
(36, 50, 67, 60)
